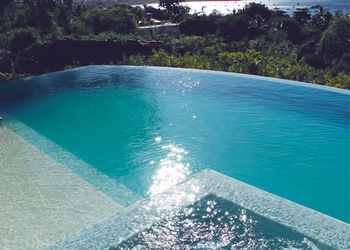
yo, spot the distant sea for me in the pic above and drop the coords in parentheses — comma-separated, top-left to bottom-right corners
(83, 0, 350, 16)
(181, 0, 350, 16)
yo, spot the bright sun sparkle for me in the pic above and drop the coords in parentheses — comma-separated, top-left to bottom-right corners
(148, 144, 190, 197)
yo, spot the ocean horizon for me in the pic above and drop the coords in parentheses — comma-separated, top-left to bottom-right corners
(183, 0, 350, 16)
(80, 0, 350, 16)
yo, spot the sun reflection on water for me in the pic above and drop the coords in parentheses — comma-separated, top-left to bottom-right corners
(116, 195, 321, 250)
(148, 144, 191, 197)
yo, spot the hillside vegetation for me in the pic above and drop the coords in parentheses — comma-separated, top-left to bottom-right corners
(0, 0, 349, 89)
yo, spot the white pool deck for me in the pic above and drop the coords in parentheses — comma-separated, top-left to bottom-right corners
(0, 126, 123, 250)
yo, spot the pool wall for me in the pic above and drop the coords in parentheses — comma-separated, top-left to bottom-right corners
(44, 169, 350, 250)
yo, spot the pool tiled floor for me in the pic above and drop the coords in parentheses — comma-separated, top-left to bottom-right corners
(0, 126, 122, 250)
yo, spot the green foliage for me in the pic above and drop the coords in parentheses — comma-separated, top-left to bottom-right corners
(0, 49, 11, 73)
(176, 36, 205, 54)
(218, 51, 262, 74)
(317, 17, 350, 71)
(7, 27, 39, 53)
(143, 5, 168, 21)
(216, 14, 252, 41)
(0, 1, 349, 90)
(179, 14, 218, 36)
(159, 0, 180, 11)
(82, 5, 137, 34)
(241, 2, 271, 20)
(108, 5, 138, 33)
(261, 53, 318, 82)
(158, 0, 190, 21)
(324, 72, 350, 89)
(278, 17, 303, 43)
(0, 0, 82, 36)
(299, 25, 322, 66)
(71, 21, 93, 37)
(311, 7, 333, 31)
(292, 8, 311, 24)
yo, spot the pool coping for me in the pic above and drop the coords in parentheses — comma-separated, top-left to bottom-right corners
(44, 169, 350, 250)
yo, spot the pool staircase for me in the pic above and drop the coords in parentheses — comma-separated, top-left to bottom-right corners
(44, 169, 350, 250)
(0, 118, 140, 250)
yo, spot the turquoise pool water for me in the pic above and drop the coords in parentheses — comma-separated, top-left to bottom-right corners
(114, 194, 330, 249)
(0, 66, 349, 223)
(44, 169, 350, 250)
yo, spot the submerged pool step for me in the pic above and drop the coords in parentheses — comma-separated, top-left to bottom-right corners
(43, 169, 350, 250)
(3, 116, 141, 207)
(0, 126, 124, 250)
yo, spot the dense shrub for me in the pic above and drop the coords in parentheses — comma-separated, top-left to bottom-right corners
(316, 18, 350, 71)
(7, 27, 39, 53)
(180, 14, 218, 36)
(81, 5, 137, 34)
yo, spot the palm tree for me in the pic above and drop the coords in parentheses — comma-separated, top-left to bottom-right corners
(249, 14, 269, 35)
(311, 6, 333, 31)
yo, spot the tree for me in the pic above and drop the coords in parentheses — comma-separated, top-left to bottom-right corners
(82, 5, 137, 34)
(179, 14, 217, 36)
(317, 17, 350, 70)
(158, 0, 189, 21)
(159, 0, 180, 13)
(216, 14, 252, 41)
(108, 5, 138, 33)
(311, 6, 332, 31)
(0, 0, 14, 12)
(275, 17, 303, 43)
(293, 8, 311, 24)
(241, 2, 271, 21)
(56, 0, 76, 33)
(143, 5, 168, 21)
(7, 27, 39, 53)
(299, 25, 322, 67)
(248, 14, 269, 37)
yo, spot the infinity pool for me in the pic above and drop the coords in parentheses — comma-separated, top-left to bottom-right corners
(0, 66, 349, 224)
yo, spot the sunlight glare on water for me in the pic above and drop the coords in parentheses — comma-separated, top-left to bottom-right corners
(148, 143, 191, 197)
(115, 195, 326, 250)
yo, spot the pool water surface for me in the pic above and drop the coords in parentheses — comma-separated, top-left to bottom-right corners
(0, 66, 349, 223)
(43, 169, 350, 250)
(115, 194, 331, 249)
